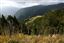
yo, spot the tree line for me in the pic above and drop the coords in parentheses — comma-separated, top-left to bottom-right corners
(0, 15, 21, 35)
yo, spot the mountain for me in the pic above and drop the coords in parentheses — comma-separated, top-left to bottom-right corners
(0, 7, 20, 16)
(15, 3, 64, 20)
(25, 8, 64, 35)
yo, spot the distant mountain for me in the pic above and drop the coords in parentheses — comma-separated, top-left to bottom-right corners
(15, 3, 64, 20)
(0, 7, 20, 16)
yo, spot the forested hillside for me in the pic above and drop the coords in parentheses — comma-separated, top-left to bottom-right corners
(24, 8, 64, 35)
(15, 3, 64, 20)
(0, 8, 64, 36)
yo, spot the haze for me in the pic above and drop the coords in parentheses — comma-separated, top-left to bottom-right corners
(0, 0, 64, 15)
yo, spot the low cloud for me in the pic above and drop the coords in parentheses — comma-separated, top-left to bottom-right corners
(10, 0, 64, 5)
(0, 0, 64, 8)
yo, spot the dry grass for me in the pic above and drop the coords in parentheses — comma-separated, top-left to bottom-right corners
(0, 34, 64, 43)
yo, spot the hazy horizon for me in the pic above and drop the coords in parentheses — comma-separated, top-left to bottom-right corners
(0, 0, 64, 8)
(0, 0, 64, 15)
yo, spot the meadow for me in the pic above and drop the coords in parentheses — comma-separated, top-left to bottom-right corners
(0, 34, 64, 43)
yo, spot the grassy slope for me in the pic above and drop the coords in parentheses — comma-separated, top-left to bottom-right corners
(0, 34, 64, 43)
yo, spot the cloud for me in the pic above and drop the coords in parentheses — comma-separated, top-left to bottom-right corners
(9, 0, 64, 5)
(0, 0, 39, 8)
(10, 0, 64, 2)
(2, 0, 64, 5)
(0, 0, 64, 15)
(0, 0, 64, 8)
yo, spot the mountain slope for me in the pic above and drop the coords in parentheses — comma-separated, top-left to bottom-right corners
(25, 8, 64, 35)
(15, 3, 64, 20)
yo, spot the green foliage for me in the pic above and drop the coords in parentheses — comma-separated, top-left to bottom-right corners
(0, 15, 21, 35)
(0, 8, 64, 35)
(25, 8, 64, 35)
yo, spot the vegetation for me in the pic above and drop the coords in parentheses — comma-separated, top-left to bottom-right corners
(0, 15, 21, 35)
(0, 34, 64, 43)
(0, 8, 64, 35)
(24, 8, 64, 35)
(0, 8, 64, 43)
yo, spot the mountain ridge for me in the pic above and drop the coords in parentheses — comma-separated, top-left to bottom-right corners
(15, 3, 64, 20)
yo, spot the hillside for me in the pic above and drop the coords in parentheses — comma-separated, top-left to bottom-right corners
(24, 8, 64, 35)
(15, 3, 64, 20)
(0, 6, 64, 35)
(0, 4, 64, 43)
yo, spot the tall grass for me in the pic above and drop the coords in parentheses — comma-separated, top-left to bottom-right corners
(0, 34, 64, 43)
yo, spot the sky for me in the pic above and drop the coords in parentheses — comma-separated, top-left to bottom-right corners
(0, 0, 64, 8)
(0, 0, 64, 15)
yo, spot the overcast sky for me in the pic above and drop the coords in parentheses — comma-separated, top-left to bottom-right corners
(9, 0, 64, 4)
(9, 0, 64, 2)
(0, 0, 64, 15)
(0, 0, 64, 8)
